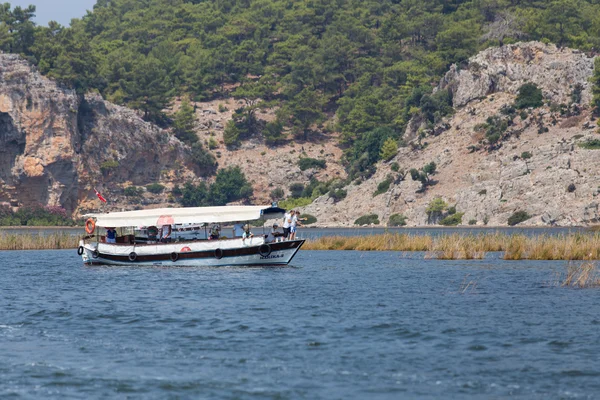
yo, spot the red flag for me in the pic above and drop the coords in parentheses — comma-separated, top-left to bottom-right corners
(94, 188, 107, 203)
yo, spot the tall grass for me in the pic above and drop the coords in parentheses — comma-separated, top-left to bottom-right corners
(560, 262, 600, 288)
(0, 232, 79, 250)
(303, 233, 600, 260)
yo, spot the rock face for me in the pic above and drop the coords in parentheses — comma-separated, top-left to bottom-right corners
(302, 42, 600, 227)
(440, 41, 594, 107)
(0, 54, 194, 214)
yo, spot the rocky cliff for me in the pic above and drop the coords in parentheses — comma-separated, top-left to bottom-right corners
(301, 42, 600, 227)
(0, 54, 196, 215)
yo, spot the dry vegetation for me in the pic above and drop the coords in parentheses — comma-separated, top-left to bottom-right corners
(0, 233, 78, 250)
(303, 233, 600, 260)
(559, 262, 600, 288)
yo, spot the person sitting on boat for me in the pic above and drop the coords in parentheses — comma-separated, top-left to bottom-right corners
(209, 223, 221, 240)
(242, 224, 253, 243)
(160, 224, 172, 243)
(105, 227, 117, 244)
(266, 223, 283, 243)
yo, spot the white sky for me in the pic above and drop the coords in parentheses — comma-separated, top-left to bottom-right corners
(8, 0, 97, 27)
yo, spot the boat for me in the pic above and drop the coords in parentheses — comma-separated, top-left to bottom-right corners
(77, 205, 304, 266)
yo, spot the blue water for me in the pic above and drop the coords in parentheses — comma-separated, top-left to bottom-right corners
(1, 250, 599, 399)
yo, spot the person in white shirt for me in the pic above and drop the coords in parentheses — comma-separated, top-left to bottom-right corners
(209, 223, 220, 240)
(290, 211, 304, 240)
(266, 223, 283, 243)
(233, 223, 245, 238)
(242, 224, 254, 243)
(282, 210, 293, 240)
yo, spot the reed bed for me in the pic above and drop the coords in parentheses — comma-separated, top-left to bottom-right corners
(0, 232, 79, 250)
(559, 262, 600, 288)
(303, 232, 600, 260)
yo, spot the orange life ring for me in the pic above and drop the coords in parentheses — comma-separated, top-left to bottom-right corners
(85, 218, 96, 234)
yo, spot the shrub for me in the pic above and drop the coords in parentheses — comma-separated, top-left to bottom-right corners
(567, 183, 576, 193)
(578, 139, 600, 149)
(373, 176, 393, 197)
(209, 166, 254, 205)
(301, 214, 317, 225)
(223, 120, 240, 148)
(515, 83, 543, 109)
(390, 162, 400, 172)
(468, 219, 477, 225)
(519, 110, 528, 120)
(218, 103, 228, 112)
(145, 183, 165, 194)
(208, 137, 218, 149)
(379, 137, 398, 161)
(329, 188, 347, 202)
(289, 183, 305, 198)
(426, 197, 447, 224)
(439, 212, 464, 226)
(508, 210, 531, 226)
(270, 187, 284, 200)
(354, 214, 379, 225)
(100, 159, 119, 174)
(521, 151, 532, 159)
(298, 157, 326, 171)
(171, 185, 182, 196)
(388, 214, 407, 226)
(190, 143, 217, 175)
(478, 189, 487, 195)
(124, 186, 144, 197)
(279, 197, 312, 210)
(447, 206, 456, 215)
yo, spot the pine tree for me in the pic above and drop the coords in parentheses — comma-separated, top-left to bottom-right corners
(172, 97, 197, 145)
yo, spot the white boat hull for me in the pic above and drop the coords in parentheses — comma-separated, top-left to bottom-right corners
(78, 237, 304, 267)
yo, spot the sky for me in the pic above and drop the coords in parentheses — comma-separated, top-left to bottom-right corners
(9, 0, 97, 27)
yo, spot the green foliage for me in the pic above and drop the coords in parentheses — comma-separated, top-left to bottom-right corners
(270, 187, 284, 201)
(578, 139, 600, 149)
(439, 212, 464, 226)
(289, 183, 305, 198)
(592, 58, 600, 114)
(172, 97, 198, 145)
(390, 162, 400, 172)
(426, 197, 447, 224)
(508, 210, 532, 226)
(521, 151, 533, 159)
(263, 120, 285, 146)
(145, 183, 165, 194)
(354, 214, 379, 226)
(373, 175, 393, 197)
(476, 115, 510, 145)
(181, 166, 253, 207)
(278, 197, 312, 210)
(344, 127, 397, 180)
(298, 158, 326, 171)
(410, 161, 436, 191)
(100, 159, 119, 174)
(124, 186, 144, 197)
(388, 214, 407, 227)
(468, 219, 477, 225)
(379, 137, 398, 161)
(328, 188, 347, 202)
(190, 143, 217, 175)
(300, 214, 317, 225)
(515, 83, 543, 109)
(223, 120, 241, 148)
(0, 204, 74, 226)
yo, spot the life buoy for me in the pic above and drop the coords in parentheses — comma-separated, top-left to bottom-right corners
(77, 246, 84, 256)
(214, 248, 223, 259)
(170, 252, 179, 262)
(92, 249, 99, 258)
(128, 252, 137, 261)
(85, 218, 96, 234)
(259, 244, 271, 257)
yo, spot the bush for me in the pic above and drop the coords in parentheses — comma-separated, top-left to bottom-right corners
(289, 183, 305, 198)
(521, 151, 532, 159)
(0, 205, 74, 226)
(298, 157, 326, 171)
(100, 159, 119, 175)
(208, 137, 218, 149)
(300, 214, 317, 225)
(209, 166, 253, 205)
(329, 188, 347, 202)
(223, 120, 240, 148)
(171, 185, 182, 196)
(578, 139, 600, 149)
(390, 162, 400, 172)
(468, 219, 477, 225)
(508, 210, 531, 226)
(567, 183, 576, 193)
(190, 143, 216, 175)
(426, 197, 447, 224)
(146, 183, 165, 194)
(124, 186, 144, 197)
(270, 187, 284, 200)
(354, 214, 379, 225)
(515, 83, 543, 109)
(439, 212, 464, 226)
(373, 176, 393, 197)
(279, 197, 312, 210)
(388, 213, 407, 226)
(379, 137, 398, 161)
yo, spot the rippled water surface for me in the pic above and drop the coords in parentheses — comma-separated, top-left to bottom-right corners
(1, 250, 600, 399)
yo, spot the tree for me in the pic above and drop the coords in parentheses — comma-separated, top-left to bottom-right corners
(172, 97, 198, 145)
(209, 166, 253, 205)
(379, 137, 398, 161)
(410, 161, 437, 191)
(284, 87, 324, 141)
(426, 197, 447, 224)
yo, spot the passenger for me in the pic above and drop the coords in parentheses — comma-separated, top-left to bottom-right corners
(290, 211, 303, 240)
(233, 223, 245, 238)
(105, 227, 117, 244)
(242, 224, 254, 243)
(282, 210, 293, 240)
(266, 223, 283, 243)
(209, 223, 221, 240)
(160, 224, 172, 243)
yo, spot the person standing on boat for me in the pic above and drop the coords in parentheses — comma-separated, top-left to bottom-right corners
(290, 211, 304, 240)
(209, 223, 220, 240)
(105, 227, 117, 243)
(160, 224, 172, 243)
(282, 210, 293, 240)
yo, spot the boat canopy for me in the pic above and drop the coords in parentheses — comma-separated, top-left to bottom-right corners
(84, 205, 285, 228)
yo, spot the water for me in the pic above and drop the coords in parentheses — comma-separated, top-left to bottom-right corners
(1, 250, 599, 399)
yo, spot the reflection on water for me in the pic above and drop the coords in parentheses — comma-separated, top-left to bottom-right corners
(0, 250, 599, 398)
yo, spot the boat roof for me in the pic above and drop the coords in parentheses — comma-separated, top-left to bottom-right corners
(84, 205, 285, 228)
